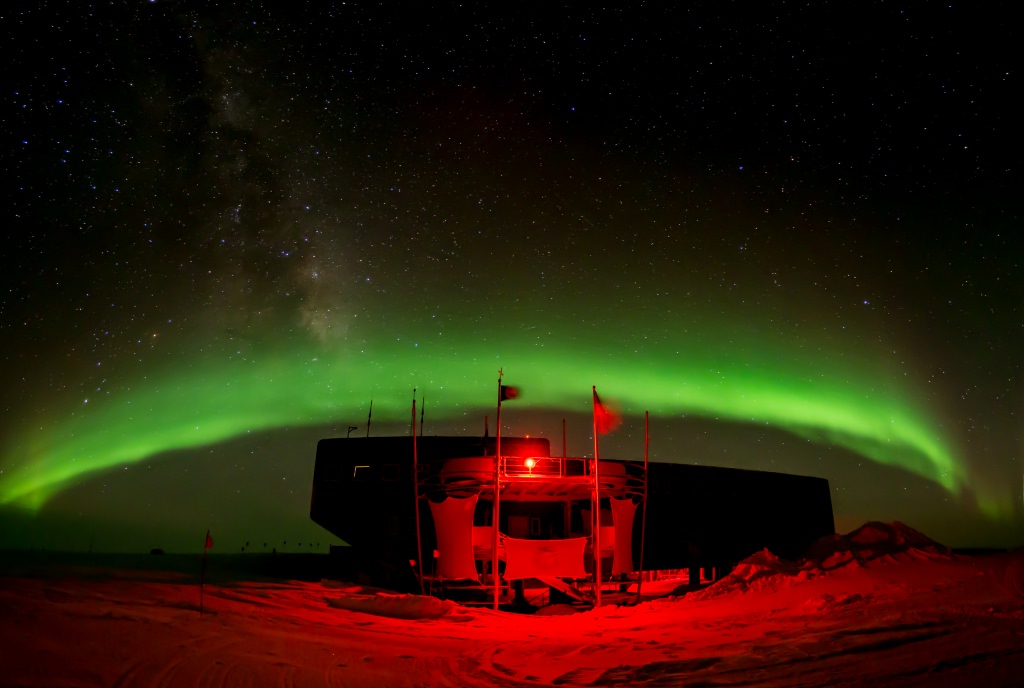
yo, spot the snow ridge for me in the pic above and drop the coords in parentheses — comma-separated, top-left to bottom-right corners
(692, 521, 953, 599)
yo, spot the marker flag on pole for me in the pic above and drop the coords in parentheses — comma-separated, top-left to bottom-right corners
(499, 385, 521, 402)
(204, 530, 213, 550)
(593, 388, 620, 435)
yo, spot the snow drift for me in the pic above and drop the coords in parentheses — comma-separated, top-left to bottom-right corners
(1, 522, 1022, 687)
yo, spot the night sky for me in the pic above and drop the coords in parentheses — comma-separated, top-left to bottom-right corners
(2, 1, 1020, 553)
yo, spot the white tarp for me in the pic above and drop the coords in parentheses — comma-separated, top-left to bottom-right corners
(503, 536, 588, 580)
(428, 494, 480, 581)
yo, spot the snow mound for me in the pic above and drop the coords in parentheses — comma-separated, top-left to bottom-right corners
(729, 548, 799, 586)
(806, 521, 952, 568)
(690, 522, 951, 600)
(326, 592, 460, 620)
(688, 548, 802, 599)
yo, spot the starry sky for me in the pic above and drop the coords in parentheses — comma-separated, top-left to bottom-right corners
(2, 1, 1020, 553)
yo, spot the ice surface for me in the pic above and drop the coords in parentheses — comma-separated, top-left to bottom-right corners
(1, 522, 1022, 687)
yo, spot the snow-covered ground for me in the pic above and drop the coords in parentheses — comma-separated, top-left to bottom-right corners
(1, 523, 1022, 687)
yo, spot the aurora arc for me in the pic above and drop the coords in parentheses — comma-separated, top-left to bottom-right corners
(0, 337, 965, 512)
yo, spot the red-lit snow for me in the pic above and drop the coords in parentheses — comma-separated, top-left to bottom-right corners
(1, 522, 1022, 687)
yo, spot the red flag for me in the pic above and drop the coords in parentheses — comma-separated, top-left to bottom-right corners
(593, 388, 620, 434)
(499, 385, 521, 402)
(204, 530, 213, 550)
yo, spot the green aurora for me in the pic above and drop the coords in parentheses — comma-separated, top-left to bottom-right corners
(0, 329, 969, 514)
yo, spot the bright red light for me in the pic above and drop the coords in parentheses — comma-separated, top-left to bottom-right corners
(524, 458, 536, 470)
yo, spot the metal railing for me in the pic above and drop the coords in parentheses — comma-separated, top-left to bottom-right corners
(501, 455, 589, 478)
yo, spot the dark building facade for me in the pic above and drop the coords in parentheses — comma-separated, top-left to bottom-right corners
(311, 436, 835, 595)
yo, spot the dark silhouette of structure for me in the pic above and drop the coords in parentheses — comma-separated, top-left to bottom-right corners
(310, 436, 834, 600)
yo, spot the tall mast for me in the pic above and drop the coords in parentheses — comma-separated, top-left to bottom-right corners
(411, 390, 424, 595)
(592, 386, 602, 607)
(637, 410, 650, 604)
(492, 370, 503, 610)
(366, 398, 373, 437)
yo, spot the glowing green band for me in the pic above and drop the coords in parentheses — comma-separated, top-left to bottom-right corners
(0, 333, 962, 511)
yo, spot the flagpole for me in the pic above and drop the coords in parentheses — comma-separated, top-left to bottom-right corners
(366, 398, 373, 437)
(592, 386, 602, 607)
(492, 370, 503, 610)
(636, 410, 650, 604)
(200, 529, 211, 615)
(412, 390, 425, 595)
(562, 418, 567, 458)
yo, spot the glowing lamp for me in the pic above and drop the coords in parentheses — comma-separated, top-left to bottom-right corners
(525, 458, 536, 475)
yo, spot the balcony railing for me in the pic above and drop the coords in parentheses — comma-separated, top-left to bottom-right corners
(501, 455, 589, 479)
